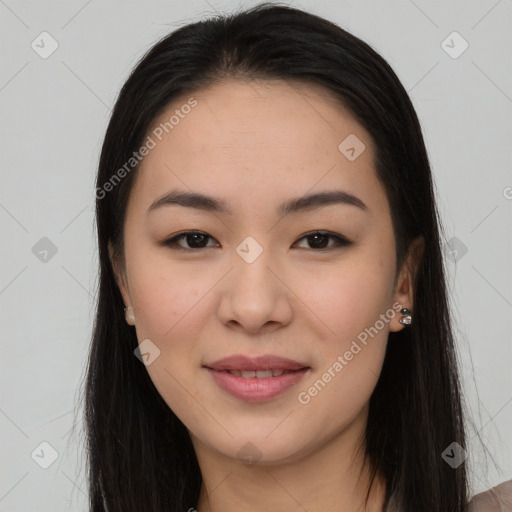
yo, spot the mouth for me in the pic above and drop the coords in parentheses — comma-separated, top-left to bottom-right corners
(218, 368, 301, 378)
(203, 354, 311, 402)
(203, 353, 309, 372)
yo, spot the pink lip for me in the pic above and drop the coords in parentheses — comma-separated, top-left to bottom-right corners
(203, 354, 310, 403)
(204, 354, 308, 371)
(205, 368, 309, 402)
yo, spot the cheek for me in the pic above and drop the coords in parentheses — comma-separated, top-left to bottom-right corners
(126, 256, 215, 421)
(294, 251, 395, 341)
(128, 250, 212, 341)
(293, 252, 393, 412)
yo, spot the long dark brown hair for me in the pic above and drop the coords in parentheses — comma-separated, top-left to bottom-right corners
(81, 3, 470, 510)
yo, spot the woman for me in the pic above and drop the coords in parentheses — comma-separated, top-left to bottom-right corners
(84, 3, 512, 511)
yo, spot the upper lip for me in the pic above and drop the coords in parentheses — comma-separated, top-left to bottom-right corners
(203, 354, 309, 371)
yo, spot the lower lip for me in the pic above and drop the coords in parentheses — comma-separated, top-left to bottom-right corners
(205, 368, 309, 403)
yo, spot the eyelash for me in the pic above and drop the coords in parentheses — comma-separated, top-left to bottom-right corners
(161, 230, 353, 252)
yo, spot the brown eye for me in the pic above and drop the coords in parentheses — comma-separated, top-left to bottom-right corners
(162, 230, 352, 252)
(163, 231, 219, 251)
(294, 231, 352, 250)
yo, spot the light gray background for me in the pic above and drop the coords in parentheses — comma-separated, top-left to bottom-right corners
(0, 1, 511, 510)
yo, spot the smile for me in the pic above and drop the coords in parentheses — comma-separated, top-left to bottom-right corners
(205, 367, 310, 402)
(223, 369, 293, 378)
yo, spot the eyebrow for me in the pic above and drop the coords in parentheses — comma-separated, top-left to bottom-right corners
(146, 189, 368, 216)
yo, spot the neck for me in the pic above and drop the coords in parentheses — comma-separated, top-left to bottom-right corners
(192, 407, 387, 512)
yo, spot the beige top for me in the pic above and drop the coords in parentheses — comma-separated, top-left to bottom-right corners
(467, 480, 512, 511)
(385, 480, 512, 511)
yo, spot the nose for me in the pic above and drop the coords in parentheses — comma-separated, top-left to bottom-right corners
(217, 245, 293, 336)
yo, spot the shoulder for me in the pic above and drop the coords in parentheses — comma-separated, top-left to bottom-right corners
(467, 479, 512, 511)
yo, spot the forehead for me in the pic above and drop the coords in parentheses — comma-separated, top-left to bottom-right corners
(129, 79, 388, 219)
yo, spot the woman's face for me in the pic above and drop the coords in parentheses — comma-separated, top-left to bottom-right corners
(111, 79, 414, 466)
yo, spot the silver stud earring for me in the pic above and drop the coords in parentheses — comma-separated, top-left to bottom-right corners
(124, 306, 135, 324)
(399, 307, 412, 325)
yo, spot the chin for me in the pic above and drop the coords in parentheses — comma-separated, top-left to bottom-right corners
(192, 422, 317, 467)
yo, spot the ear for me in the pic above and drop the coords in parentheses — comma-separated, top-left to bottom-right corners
(108, 241, 134, 324)
(389, 236, 424, 332)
